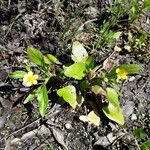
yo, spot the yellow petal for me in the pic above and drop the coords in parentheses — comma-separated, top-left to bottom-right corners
(32, 80, 38, 85)
(116, 68, 120, 73)
(33, 74, 38, 80)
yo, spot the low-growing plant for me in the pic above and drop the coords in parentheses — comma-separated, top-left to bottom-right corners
(10, 41, 142, 126)
(94, 0, 150, 49)
(133, 128, 150, 150)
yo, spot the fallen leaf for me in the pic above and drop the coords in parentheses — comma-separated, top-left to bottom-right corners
(51, 127, 68, 150)
(103, 58, 114, 70)
(79, 111, 100, 126)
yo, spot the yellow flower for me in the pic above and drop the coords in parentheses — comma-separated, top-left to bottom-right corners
(23, 71, 38, 87)
(116, 68, 128, 80)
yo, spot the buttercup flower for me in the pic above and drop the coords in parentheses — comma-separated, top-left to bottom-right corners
(116, 68, 128, 80)
(23, 71, 38, 87)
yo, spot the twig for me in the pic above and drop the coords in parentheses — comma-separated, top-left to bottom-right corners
(0, 104, 60, 142)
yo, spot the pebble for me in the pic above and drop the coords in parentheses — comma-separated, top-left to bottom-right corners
(108, 122, 117, 131)
(65, 123, 72, 129)
(131, 114, 137, 120)
(94, 133, 116, 147)
(129, 76, 135, 82)
(122, 101, 134, 120)
(0, 116, 6, 128)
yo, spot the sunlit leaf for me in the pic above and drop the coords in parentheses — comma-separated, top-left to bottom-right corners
(23, 93, 36, 104)
(143, 0, 150, 10)
(57, 85, 77, 109)
(92, 85, 106, 95)
(119, 64, 143, 74)
(106, 88, 119, 106)
(64, 63, 86, 80)
(107, 64, 143, 78)
(10, 70, 27, 79)
(102, 88, 124, 125)
(85, 56, 94, 70)
(142, 141, 150, 150)
(27, 47, 44, 66)
(71, 41, 88, 63)
(102, 102, 125, 125)
(37, 84, 48, 117)
(79, 111, 100, 126)
(44, 54, 58, 64)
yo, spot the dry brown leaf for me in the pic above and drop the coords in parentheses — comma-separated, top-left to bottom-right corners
(103, 58, 114, 70)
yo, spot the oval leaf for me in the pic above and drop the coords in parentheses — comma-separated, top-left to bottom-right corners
(71, 41, 88, 63)
(44, 54, 58, 64)
(64, 63, 86, 80)
(106, 88, 119, 106)
(119, 64, 143, 74)
(142, 141, 150, 150)
(23, 89, 37, 104)
(27, 47, 44, 66)
(10, 71, 27, 79)
(107, 64, 143, 78)
(57, 85, 77, 109)
(102, 102, 125, 125)
(143, 0, 150, 10)
(37, 84, 48, 118)
(23, 93, 36, 104)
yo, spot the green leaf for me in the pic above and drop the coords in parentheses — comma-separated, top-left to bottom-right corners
(143, 0, 150, 10)
(102, 88, 124, 125)
(92, 85, 106, 95)
(120, 64, 143, 74)
(80, 80, 90, 90)
(107, 64, 143, 78)
(44, 54, 58, 64)
(57, 85, 77, 109)
(71, 41, 88, 63)
(27, 47, 44, 66)
(102, 102, 125, 125)
(10, 71, 27, 79)
(85, 56, 94, 70)
(64, 63, 86, 80)
(37, 84, 48, 118)
(142, 141, 150, 150)
(106, 88, 119, 106)
(23, 93, 36, 104)
(133, 128, 147, 139)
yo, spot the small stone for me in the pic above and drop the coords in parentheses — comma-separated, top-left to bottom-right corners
(108, 122, 117, 131)
(129, 76, 135, 82)
(0, 116, 6, 128)
(122, 101, 134, 120)
(65, 123, 72, 129)
(131, 114, 137, 120)
(94, 133, 116, 147)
